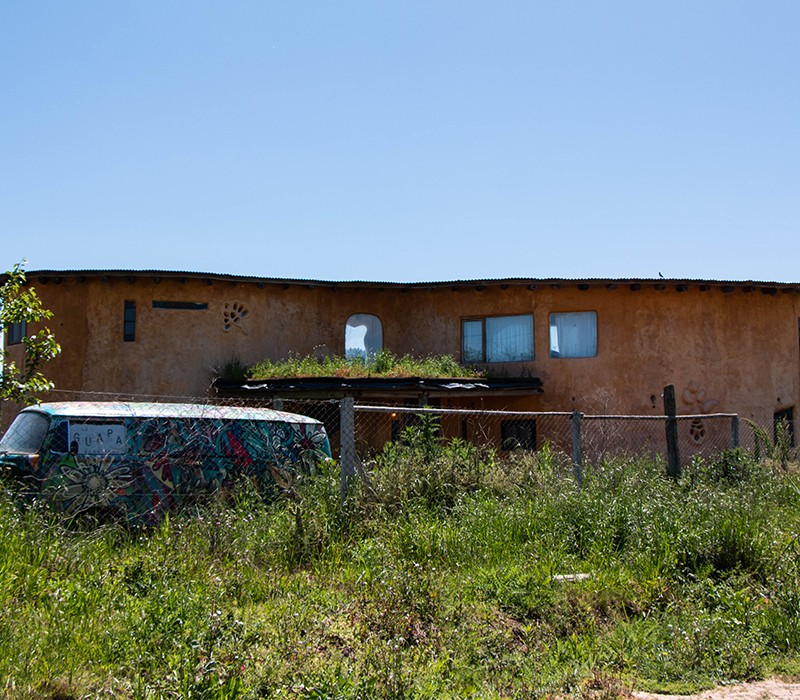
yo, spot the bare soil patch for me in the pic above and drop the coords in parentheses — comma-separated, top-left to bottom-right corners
(634, 679, 800, 700)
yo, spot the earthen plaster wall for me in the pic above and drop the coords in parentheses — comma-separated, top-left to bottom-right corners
(6, 275, 800, 431)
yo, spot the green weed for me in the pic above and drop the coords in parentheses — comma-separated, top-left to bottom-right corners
(247, 349, 484, 380)
(1, 443, 799, 698)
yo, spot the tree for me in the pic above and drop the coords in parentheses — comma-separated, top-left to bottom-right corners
(1, 261, 61, 403)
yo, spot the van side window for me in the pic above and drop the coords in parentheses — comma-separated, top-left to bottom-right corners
(69, 422, 127, 455)
(48, 421, 70, 453)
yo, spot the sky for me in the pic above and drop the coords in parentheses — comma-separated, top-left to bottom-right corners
(1, 1, 799, 283)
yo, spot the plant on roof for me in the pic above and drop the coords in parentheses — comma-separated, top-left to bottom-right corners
(246, 349, 485, 379)
(1, 260, 61, 403)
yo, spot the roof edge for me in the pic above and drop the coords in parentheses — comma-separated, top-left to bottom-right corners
(14, 269, 800, 288)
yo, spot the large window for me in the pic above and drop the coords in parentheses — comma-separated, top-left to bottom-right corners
(462, 314, 534, 363)
(549, 311, 597, 358)
(345, 314, 382, 361)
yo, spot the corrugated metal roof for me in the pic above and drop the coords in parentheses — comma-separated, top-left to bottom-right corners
(16, 269, 800, 288)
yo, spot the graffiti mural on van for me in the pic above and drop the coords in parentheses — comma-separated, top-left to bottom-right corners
(0, 402, 331, 522)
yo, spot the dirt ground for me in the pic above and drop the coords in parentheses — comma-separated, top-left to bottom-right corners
(634, 679, 800, 700)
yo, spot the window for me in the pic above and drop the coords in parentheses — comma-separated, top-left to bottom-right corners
(346, 314, 382, 361)
(69, 422, 128, 455)
(461, 314, 534, 363)
(6, 320, 26, 345)
(501, 419, 537, 450)
(0, 411, 50, 454)
(124, 301, 136, 342)
(549, 311, 597, 358)
(152, 301, 208, 310)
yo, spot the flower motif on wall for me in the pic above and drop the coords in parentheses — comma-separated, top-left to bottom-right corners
(222, 301, 250, 335)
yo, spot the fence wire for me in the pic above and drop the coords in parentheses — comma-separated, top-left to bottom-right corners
(0, 389, 794, 524)
(349, 404, 740, 467)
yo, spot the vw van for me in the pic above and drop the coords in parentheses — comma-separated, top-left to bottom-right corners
(0, 402, 331, 521)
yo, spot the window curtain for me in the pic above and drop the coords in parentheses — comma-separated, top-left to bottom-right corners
(486, 315, 534, 362)
(549, 312, 597, 358)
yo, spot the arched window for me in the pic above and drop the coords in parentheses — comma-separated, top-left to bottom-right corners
(345, 314, 382, 361)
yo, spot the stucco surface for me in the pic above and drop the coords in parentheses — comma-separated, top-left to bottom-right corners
(5, 274, 799, 430)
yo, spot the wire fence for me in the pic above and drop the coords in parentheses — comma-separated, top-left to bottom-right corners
(348, 404, 739, 465)
(0, 389, 795, 523)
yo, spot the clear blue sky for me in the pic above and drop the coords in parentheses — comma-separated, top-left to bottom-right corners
(2, 2, 798, 283)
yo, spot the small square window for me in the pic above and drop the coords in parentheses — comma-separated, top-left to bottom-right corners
(549, 312, 597, 358)
(501, 419, 537, 450)
(6, 320, 26, 345)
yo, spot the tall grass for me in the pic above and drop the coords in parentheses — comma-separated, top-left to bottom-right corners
(1, 439, 799, 699)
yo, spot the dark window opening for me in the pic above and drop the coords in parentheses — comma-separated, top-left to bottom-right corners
(6, 320, 26, 345)
(152, 301, 209, 310)
(501, 419, 537, 450)
(48, 420, 70, 453)
(124, 301, 136, 342)
(774, 407, 795, 448)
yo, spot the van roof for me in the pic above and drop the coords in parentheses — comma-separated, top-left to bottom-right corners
(23, 402, 323, 425)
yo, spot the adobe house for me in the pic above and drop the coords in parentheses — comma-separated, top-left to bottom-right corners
(2, 270, 799, 439)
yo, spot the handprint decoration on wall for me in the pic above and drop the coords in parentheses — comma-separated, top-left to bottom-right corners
(222, 301, 250, 335)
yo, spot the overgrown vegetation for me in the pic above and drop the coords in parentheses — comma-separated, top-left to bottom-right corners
(243, 349, 485, 380)
(1, 260, 61, 403)
(1, 432, 800, 699)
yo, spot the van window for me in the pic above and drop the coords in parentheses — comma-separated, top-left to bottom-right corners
(69, 422, 128, 455)
(0, 412, 50, 454)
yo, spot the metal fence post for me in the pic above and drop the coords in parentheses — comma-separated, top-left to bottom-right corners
(340, 397, 356, 506)
(572, 410, 583, 489)
(664, 384, 681, 479)
(731, 414, 740, 449)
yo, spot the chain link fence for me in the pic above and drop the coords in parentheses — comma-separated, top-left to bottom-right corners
(348, 404, 739, 469)
(0, 389, 794, 522)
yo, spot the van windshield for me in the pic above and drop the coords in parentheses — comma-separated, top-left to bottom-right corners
(0, 412, 51, 454)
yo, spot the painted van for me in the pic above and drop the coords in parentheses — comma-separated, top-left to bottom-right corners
(0, 402, 331, 521)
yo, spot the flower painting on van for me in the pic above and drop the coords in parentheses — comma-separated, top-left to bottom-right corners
(2, 402, 332, 524)
(52, 455, 133, 514)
